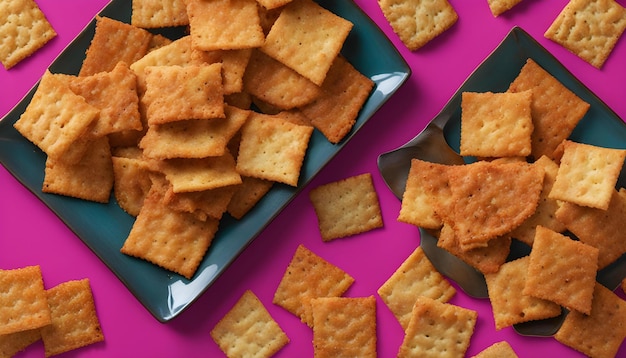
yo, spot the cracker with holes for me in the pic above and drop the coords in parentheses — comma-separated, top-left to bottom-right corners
(131, 0, 189, 28)
(120, 181, 220, 279)
(80, 16, 153, 76)
(40, 279, 104, 357)
(300, 55, 374, 144)
(377, 247, 456, 330)
(13, 71, 99, 163)
(398, 297, 477, 358)
(524, 226, 598, 314)
(211, 290, 289, 358)
(142, 63, 225, 125)
(484, 256, 561, 330)
(460, 90, 533, 158)
(236, 112, 313, 187)
(507, 59, 590, 160)
(192, 48, 252, 95)
(273, 245, 354, 327)
(555, 283, 626, 358)
(0, 266, 51, 336)
(186, 0, 265, 51)
(309, 173, 383, 241)
(311, 296, 377, 358)
(556, 189, 626, 269)
(472, 341, 518, 358)
(0, 0, 57, 69)
(545, 0, 626, 68)
(378, 0, 458, 51)
(486, 0, 523, 16)
(549, 140, 625, 210)
(261, 0, 353, 86)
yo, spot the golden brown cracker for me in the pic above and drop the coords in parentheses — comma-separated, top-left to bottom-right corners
(131, 0, 189, 28)
(112, 156, 153, 216)
(487, 0, 524, 16)
(377, 247, 456, 330)
(471, 341, 518, 358)
(227, 176, 274, 219)
(0, 0, 57, 69)
(524, 226, 598, 315)
(309, 173, 383, 241)
(164, 184, 237, 221)
(192, 48, 252, 95)
(0, 328, 41, 358)
(211, 290, 289, 358)
(0, 266, 51, 336)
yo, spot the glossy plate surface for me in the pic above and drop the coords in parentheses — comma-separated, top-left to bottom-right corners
(0, 0, 410, 322)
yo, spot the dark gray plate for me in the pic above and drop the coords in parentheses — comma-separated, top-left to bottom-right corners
(0, 0, 410, 322)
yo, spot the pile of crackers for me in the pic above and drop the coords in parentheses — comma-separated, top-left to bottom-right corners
(399, 58, 626, 357)
(0, 266, 103, 357)
(12, 0, 375, 280)
(377, 0, 626, 69)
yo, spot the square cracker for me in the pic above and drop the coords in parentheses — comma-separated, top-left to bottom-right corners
(311, 296, 377, 358)
(211, 290, 289, 358)
(555, 189, 626, 269)
(273, 245, 354, 327)
(524, 226, 598, 315)
(487, 0, 524, 17)
(377, 246, 456, 330)
(471, 341, 518, 358)
(545, 0, 626, 68)
(261, 0, 353, 86)
(236, 112, 313, 187)
(507, 59, 590, 160)
(40, 279, 104, 357)
(79, 16, 153, 76)
(309, 173, 383, 241)
(120, 181, 220, 279)
(131, 0, 189, 28)
(186, 0, 265, 51)
(378, 0, 458, 51)
(0, 0, 57, 69)
(142, 63, 225, 125)
(555, 283, 626, 358)
(398, 296, 477, 358)
(484, 256, 561, 330)
(460, 90, 533, 158)
(0, 266, 51, 336)
(13, 71, 99, 162)
(300, 55, 374, 144)
(549, 140, 626, 210)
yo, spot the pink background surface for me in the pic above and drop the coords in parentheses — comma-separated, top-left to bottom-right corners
(1, 0, 626, 357)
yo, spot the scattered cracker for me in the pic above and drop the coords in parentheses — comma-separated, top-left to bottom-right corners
(142, 63, 225, 125)
(0, 0, 57, 69)
(42, 137, 114, 203)
(309, 173, 383, 241)
(13, 70, 99, 162)
(555, 188, 626, 269)
(211, 290, 289, 358)
(227, 176, 274, 219)
(311, 296, 377, 358)
(549, 140, 626, 210)
(120, 182, 220, 279)
(484, 256, 561, 330)
(112, 156, 153, 216)
(80, 16, 153, 76)
(0, 266, 51, 336)
(0, 328, 41, 358)
(471, 341, 518, 358)
(273, 245, 354, 327)
(460, 90, 533, 158)
(40, 279, 104, 357)
(261, 0, 353, 85)
(300, 55, 374, 144)
(131, 0, 189, 28)
(186, 0, 265, 51)
(242, 49, 322, 110)
(486, 0, 523, 16)
(545, 0, 626, 68)
(236, 112, 313, 186)
(524, 225, 598, 314)
(378, 0, 458, 51)
(555, 283, 626, 358)
(377, 246, 456, 330)
(398, 296, 477, 358)
(507, 59, 590, 160)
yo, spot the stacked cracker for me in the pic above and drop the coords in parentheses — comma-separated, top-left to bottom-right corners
(0, 266, 104, 357)
(399, 58, 626, 357)
(13, 0, 375, 280)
